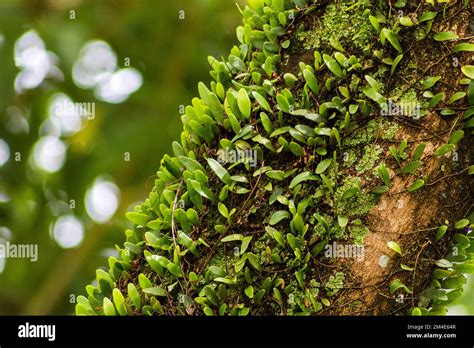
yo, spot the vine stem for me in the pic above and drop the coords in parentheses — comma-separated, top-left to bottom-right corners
(171, 178, 184, 248)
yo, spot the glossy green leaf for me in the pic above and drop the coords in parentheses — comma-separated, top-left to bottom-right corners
(383, 28, 403, 53)
(461, 65, 474, 79)
(400, 160, 421, 174)
(178, 156, 206, 173)
(429, 92, 444, 107)
(276, 93, 290, 113)
(143, 287, 167, 297)
(323, 54, 343, 78)
(126, 212, 148, 226)
(448, 130, 464, 145)
(399, 17, 413, 27)
(320, 173, 333, 194)
(413, 143, 426, 161)
(454, 261, 474, 274)
(434, 144, 455, 157)
(407, 179, 425, 192)
(433, 32, 459, 41)
(217, 202, 229, 218)
(391, 54, 403, 76)
(424, 288, 447, 300)
(207, 158, 232, 185)
(221, 234, 244, 242)
(342, 187, 359, 200)
(329, 37, 345, 52)
(112, 288, 126, 315)
(289, 171, 318, 189)
(303, 69, 319, 95)
(266, 170, 285, 180)
(316, 158, 332, 174)
(436, 225, 448, 241)
(422, 76, 441, 90)
(453, 43, 474, 53)
(252, 91, 271, 113)
(389, 279, 412, 294)
(127, 283, 141, 310)
(448, 92, 466, 104)
(243, 285, 254, 299)
(209, 265, 226, 277)
(454, 219, 469, 229)
(369, 15, 380, 32)
(419, 11, 437, 22)
(435, 259, 453, 268)
(387, 241, 402, 255)
(237, 88, 251, 118)
(167, 263, 184, 278)
(247, 252, 262, 271)
(363, 87, 386, 105)
(338, 215, 348, 228)
(265, 226, 285, 248)
(269, 210, 290, 225)
(103, 298, 116, 316)
(289, 141, 304, 157)
(377, 164, 391, 187)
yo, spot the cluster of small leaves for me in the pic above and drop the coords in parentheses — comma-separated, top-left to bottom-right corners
(409, 219, 474, 316)
(76, 0, 473, 316)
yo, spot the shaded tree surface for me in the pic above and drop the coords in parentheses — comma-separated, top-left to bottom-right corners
(77, 0, 473, 316)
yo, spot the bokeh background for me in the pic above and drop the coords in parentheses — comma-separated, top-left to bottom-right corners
(0, 0, 471, 315)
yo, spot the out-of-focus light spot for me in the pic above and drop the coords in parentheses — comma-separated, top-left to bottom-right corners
(5, 106, 29, 134)
(32, 136, 67, 173)
(51, 215, 84, 249)
(47, 199, 70, 217)
(72, 41, 117, 89)
(14, 31, 63, 93)
(85, 179, 120, 224)
(0, 193, 10, 203)
(100, 248, 118, 258)
(95, 68, 143, 103)
(0, 257, 5, 274)
(0, 33, 5, 48)
(72, 40, 142, 103)
(15, 30, 44, 54)
(0, 139, 10, 166)
(0, 227, 12, 274)
(0, 227, 12, 240)
(48, 93, 83, 136)
(447, 305, 468, 315)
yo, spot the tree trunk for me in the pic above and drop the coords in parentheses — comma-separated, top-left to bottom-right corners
(77, 0, 473, 316)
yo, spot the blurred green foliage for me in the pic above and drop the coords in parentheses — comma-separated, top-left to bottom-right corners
(0, 0, 242, 314)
